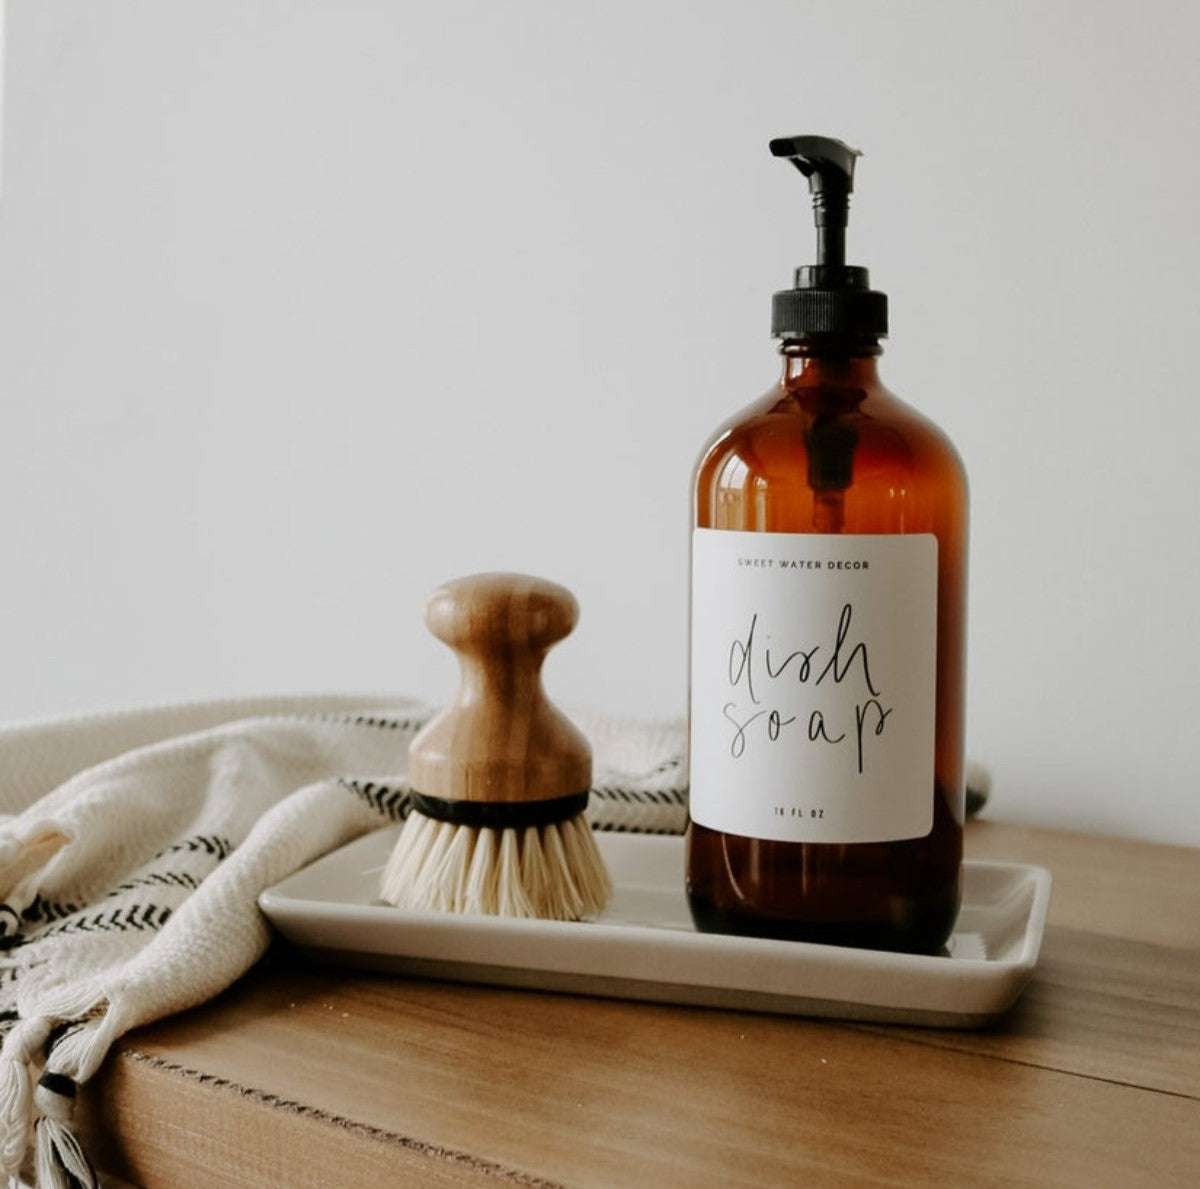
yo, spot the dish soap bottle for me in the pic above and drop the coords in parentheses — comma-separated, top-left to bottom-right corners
(686, 135, 968, 953)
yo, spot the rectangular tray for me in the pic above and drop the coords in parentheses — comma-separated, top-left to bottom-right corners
(259, 829, 1051, 1028)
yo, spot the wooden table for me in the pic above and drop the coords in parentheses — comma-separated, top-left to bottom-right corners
(79, 821, 1200, 1187)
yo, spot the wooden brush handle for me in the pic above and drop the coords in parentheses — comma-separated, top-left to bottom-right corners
(409, 573, 592, 804)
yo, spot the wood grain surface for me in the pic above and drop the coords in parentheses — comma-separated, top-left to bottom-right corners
(79, 821, 1200, 1187)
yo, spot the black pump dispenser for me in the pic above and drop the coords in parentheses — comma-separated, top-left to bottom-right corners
(769, 135, 888, 340)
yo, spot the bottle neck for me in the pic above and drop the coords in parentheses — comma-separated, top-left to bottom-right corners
(779, 336, 883, 388)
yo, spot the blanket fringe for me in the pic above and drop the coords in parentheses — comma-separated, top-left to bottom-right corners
(0, 1054, 32, 1182)
(0, 1002, 120, 1186)
(0, 1018, 52, 1182)
(34, 1114, 98, 1189)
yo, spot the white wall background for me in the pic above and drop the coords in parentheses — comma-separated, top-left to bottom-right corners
(1, 1, 1197, 845)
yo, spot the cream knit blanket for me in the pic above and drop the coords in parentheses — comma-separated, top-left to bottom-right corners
(0, 695, 687, 1187)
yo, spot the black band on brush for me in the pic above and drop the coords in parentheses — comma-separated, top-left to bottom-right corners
(409, 790, 589, 830)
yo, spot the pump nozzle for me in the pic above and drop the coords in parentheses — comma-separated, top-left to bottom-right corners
(769, 136, 860, 269)
(768, 133, 887, 340)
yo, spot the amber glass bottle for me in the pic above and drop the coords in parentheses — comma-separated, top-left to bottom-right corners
(685, 137, 968, 953)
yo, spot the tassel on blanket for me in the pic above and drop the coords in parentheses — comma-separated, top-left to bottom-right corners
(30, 1012, 99, 1189)
(0, 1057, 32, 1182)
(34, 1118, 96, 1189)
(33, 1071, 98, 1189)
(0, 1012, 108, 1187)
(0, 1018, 52, 1182)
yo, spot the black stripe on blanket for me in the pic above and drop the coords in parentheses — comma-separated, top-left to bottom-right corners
(35, 904, 173, 940)
(340, 779, 412, 821)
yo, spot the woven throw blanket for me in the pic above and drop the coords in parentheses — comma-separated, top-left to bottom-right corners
(0, 695, 687, 1187)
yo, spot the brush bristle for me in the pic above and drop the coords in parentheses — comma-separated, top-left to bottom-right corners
(379, 812, 612, 920)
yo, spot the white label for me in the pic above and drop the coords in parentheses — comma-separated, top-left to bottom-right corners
(689, 529, 938, 843)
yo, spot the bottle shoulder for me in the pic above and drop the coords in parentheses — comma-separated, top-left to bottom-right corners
(694, 380, 967, 536)
(696, 382, 966, 488)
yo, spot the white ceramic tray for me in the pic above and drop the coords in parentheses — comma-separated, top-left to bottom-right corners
(259, 829, 1051, 1028)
